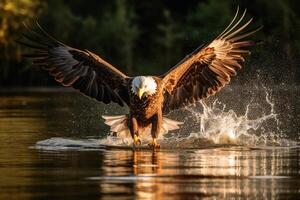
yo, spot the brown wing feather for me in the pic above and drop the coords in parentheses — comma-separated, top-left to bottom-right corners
(18, 23, 130, 106)
(161, 8, 261, 113)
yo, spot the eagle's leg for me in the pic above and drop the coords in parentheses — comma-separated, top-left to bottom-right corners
(129, 116, 141, 146)
(149, 112, 162, 148)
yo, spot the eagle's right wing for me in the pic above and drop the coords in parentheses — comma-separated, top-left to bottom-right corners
(18, 23, 130, 106)
(161, 8, 261, 113)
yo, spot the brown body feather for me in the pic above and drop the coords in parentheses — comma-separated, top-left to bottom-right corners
(128, 78, 163, 138)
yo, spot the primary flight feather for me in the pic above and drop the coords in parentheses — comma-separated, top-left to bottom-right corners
(19, 8, 260, 148)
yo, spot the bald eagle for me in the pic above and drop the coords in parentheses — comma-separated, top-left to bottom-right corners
(19, 8, 260, 148)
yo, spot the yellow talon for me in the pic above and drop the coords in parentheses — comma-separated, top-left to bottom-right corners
(133, 134, 141, 146)
(148, 138, 160, 148)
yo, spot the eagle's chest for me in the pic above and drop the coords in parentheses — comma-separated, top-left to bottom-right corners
(130, 92, 161, 120)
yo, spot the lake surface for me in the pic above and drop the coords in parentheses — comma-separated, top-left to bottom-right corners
(0, 87, 299, 199)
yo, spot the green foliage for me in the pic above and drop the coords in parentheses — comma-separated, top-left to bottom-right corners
(99, 0, 139, 74)
(156, 9, 183, 70)
(185, 0, 232, 44)
(1, 0, 300, 86)
(0, 0, 44, 82)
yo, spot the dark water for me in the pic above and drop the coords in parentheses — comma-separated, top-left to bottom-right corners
(0, 88, 300, 199)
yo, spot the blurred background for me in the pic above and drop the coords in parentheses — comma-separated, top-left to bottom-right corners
(0, 0, 299, 87)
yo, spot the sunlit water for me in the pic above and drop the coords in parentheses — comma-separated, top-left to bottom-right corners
(0, 86, 300, 199)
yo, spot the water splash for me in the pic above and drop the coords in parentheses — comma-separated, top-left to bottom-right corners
(35, 137, 104, 151)
(182, 95, 281, 146)
(98, 87, 295, 148)
(160, 86, 299, 148)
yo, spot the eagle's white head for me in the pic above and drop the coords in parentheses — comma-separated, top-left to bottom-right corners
(131, 76, 157, 99)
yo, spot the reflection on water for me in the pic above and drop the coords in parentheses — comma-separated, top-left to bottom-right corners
(0, 90, 300, 199)
(95, 148, 300, 199)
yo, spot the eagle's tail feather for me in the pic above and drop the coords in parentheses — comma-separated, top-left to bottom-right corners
(102, 115, 183, 137)
(102, 115, 130, 137)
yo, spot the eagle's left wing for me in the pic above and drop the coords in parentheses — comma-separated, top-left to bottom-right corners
(161, 8, 261, 113)
(18, 23, 130, 106)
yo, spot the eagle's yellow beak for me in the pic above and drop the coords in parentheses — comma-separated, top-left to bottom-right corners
(137, 88, 144, 99)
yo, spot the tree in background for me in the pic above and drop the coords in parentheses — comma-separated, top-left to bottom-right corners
(0, 0, 299, 86)
(0, 0, 44, 82)
(156, 9, 183, 69)
(99, 0, 139, 75)
(184, 0, 232, 45)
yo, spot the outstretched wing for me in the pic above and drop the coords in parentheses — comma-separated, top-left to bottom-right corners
(18, 23, 130, 106)
(161, 8, 261, 113)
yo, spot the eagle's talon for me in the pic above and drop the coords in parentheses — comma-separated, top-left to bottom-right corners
(148, 139, 160, 148)
(133, 134, 141, 146)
